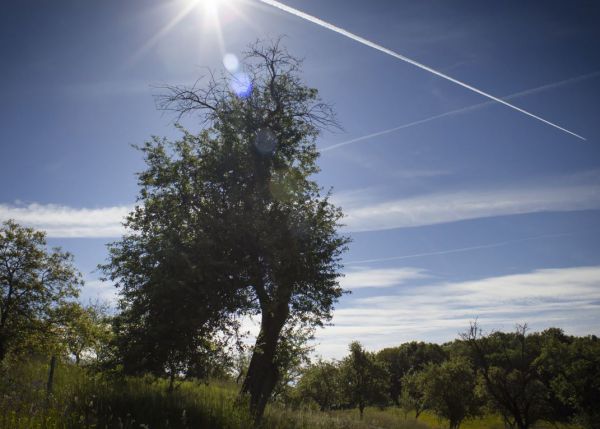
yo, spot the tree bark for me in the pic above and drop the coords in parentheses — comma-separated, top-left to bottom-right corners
(46, 355, 57, 403)
(0, 334, 6, 362)
(241, 298, 289, 422)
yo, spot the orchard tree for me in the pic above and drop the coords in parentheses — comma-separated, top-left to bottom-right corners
(420, 357, 480, 429)
(60, 301, 112, 365)
(400, 369, 429, 419)
(341, 342, 389, 419)
(462, 323, 552, 429)
(377, 341, 446, 406)
(102, 39, 349, 420)
(297, 359, 343, 411)
(0, 220, 82, 361)
(539, 332, 600, 429)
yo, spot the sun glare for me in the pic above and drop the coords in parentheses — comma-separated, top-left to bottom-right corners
(201, 0, 225, 15)
(127, 0, 235, 67)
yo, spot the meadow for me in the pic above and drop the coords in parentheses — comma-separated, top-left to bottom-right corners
(0, 358, 579, 429)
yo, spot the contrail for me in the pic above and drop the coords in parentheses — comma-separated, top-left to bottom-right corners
(344, 232, 574, 266)
(321, 71, 600, 152)
(258, 0, 585, 140)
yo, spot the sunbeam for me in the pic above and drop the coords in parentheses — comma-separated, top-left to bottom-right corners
(127, 0, 229, 67)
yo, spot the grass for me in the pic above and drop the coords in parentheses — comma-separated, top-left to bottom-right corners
(0, 358, 583, 429)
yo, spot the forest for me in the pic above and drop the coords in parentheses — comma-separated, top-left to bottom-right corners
(1, 40, 599, 429)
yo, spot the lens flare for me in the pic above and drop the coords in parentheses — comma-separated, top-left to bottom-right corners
(223, 53, 240, 72)
(254, 128, 278, 155)
(230, 72, 252, 98)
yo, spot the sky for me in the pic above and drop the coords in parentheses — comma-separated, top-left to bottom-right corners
(1, 0, 600, 359)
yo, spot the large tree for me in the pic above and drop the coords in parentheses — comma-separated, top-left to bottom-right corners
(462, 323, 554, 429)
(102, 39, 349, 419)
(0, 220, 82, 361)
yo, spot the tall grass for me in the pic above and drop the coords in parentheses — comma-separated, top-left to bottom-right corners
(0, 357, 87, 428)
(0, 359, 582, 429)
(0, 357, 253, 429)
(263, 406, 431, 429)
(69, 376, 254, 429)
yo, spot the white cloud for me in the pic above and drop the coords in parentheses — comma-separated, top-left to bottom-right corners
(336, 183, 600, 232)
(0, 203, 130, 238)
(340, 267, 428, 289)
(82, 279, 119, 304)
(314, 266, 600, 358)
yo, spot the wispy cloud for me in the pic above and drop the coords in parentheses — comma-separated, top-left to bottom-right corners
(0, 203, 130, 238)
(345, 232, 575, 265)
(335, 183, 600, 232)
(340, 267, 428, 289)
(320, 70, 600, 152)
(315, 266, 600, 358)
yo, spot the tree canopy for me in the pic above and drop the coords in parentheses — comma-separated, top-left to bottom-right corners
(0, 220, 82, 361)
(101, 39, 349, 420)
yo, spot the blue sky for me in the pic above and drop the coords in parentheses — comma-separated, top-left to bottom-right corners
(1, 0, 600, 358)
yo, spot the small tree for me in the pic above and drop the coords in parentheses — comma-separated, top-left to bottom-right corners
(0, 220, 82, 361)
(420, 357, 480, 429)
(400, 369, 428, 419)
(297, 359, 343, 411)
(462, 323, 552, 429)
(341, 342, 389, 419)
(60, 301, 112, 365)
(377, 341, 446, 406)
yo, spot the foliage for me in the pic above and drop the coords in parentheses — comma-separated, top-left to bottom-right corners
(59, 300, 113, 365)
(462, 324, 556, 429)
(0, 220, 82, 361)
(102, 38, 349, 420)
(0, 356, 87, 429)
(377, 342, 446, 406)
(297, 359, 344, 411)
(0, 334, 593, 429)
(539, 333, 600, 429)
(341, 342, 389, 419)
(400, 369, 429, 419)
(419, 357, 481, 429)
(271, 322, 316, 403)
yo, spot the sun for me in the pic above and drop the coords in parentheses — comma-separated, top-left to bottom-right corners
(201, 0, 226, 15)
(128, 0, 246, 67)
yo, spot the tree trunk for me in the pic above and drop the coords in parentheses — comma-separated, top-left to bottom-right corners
(168, 362, 176, 393)
(46, 355, 57, 403)
(241, 300, 289, 422)
(0, 334, 6, 362)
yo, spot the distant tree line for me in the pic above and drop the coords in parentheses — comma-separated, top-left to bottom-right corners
(294, 325, 600, 429)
